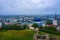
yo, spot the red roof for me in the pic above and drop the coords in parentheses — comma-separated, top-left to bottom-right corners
(47, 24, 57, 26)
(0, 26, 2, 28)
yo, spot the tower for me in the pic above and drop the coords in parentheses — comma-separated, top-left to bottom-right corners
(53, 12, 58, 26)
(55, 12, 57, 20)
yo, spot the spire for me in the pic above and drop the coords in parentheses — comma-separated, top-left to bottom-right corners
(55, 12, 57, 20)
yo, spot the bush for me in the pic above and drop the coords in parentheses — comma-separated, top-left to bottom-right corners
(12, 24, 22, 30)
(44, 26, 57, 31)
(22, 24, 29, 30)
(4, 24, 12, 30)
(39, 26, 60, 36)
(3, 24, 23, 30)
(32, 23, 38, 30)
(39, 26, 43, 30)
(46, 19, 53, 24)
(2, 24, 29, 30)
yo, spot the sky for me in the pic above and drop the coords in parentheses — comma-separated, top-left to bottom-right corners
(0, 0, 60, 15)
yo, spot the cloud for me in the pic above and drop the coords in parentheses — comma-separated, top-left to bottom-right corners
(0, 0, 60, 15)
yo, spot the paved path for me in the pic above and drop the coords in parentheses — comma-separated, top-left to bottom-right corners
(28, 24, 34, 29)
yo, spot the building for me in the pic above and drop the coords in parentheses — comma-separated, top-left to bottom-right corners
(0, 22, 2, 28)
(33, 17, 46, 27)
(57, 25, 60, 31)
(53, 13, 58, 26)
(47, 13, 58, 27)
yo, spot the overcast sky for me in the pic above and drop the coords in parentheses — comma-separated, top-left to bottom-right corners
(0, 0, 60, 15)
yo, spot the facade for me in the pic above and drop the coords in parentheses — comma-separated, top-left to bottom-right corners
(53, 20, 58, 26)
(53, 13, 58, 26)
(47, 13, 58, 27)
(57, 25, 60, 31)
(33, 17, 46, 27)
(0, 22, 2, 28)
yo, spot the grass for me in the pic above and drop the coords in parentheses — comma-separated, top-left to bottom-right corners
(0, 29, 60, 40)
(0, 29, 34, 40)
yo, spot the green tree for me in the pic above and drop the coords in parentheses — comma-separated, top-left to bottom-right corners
(23, 24, 29, 29)
(48, 26, 57, 31)
(17, 19, 20, 23)
(39, 26, 43, 31)
(46, 19, 53, 24)
(32, 23, 38, 30)
(2, 22, 5, 29)
(12, 24, 21, 30)
(44, 26, 57, 31)
(4, 24, 22, 30)
(57, 20, 60, 25)
(4, 24, 12, 30)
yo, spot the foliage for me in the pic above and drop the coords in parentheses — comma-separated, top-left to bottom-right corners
(39, 26, 43, 30)
(12, 24, 22, 30)
(3, 24, 26, 30)
(22, 24, 29, 29)
(39, 26, 60, 36)
(4, 24, 13, 30)
(2, 22, 5, 28)
(46, 19, 53, 24)
(57, 20, 60, 25)
(32, 23, 38, 29)
(44, 26, 57, 31)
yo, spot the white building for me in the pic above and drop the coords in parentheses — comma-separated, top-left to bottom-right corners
(12, 18, 17, 24)
(33, 21, 46, 27)
(0, 22, 2, 28)
(57, 25, 60, 31)
(53, 20, 58, 26)
(4, 18, 13, 25)
(53, 13, 58, 26)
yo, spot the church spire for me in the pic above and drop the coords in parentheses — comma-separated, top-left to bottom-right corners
(55, 12, 57, 20)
